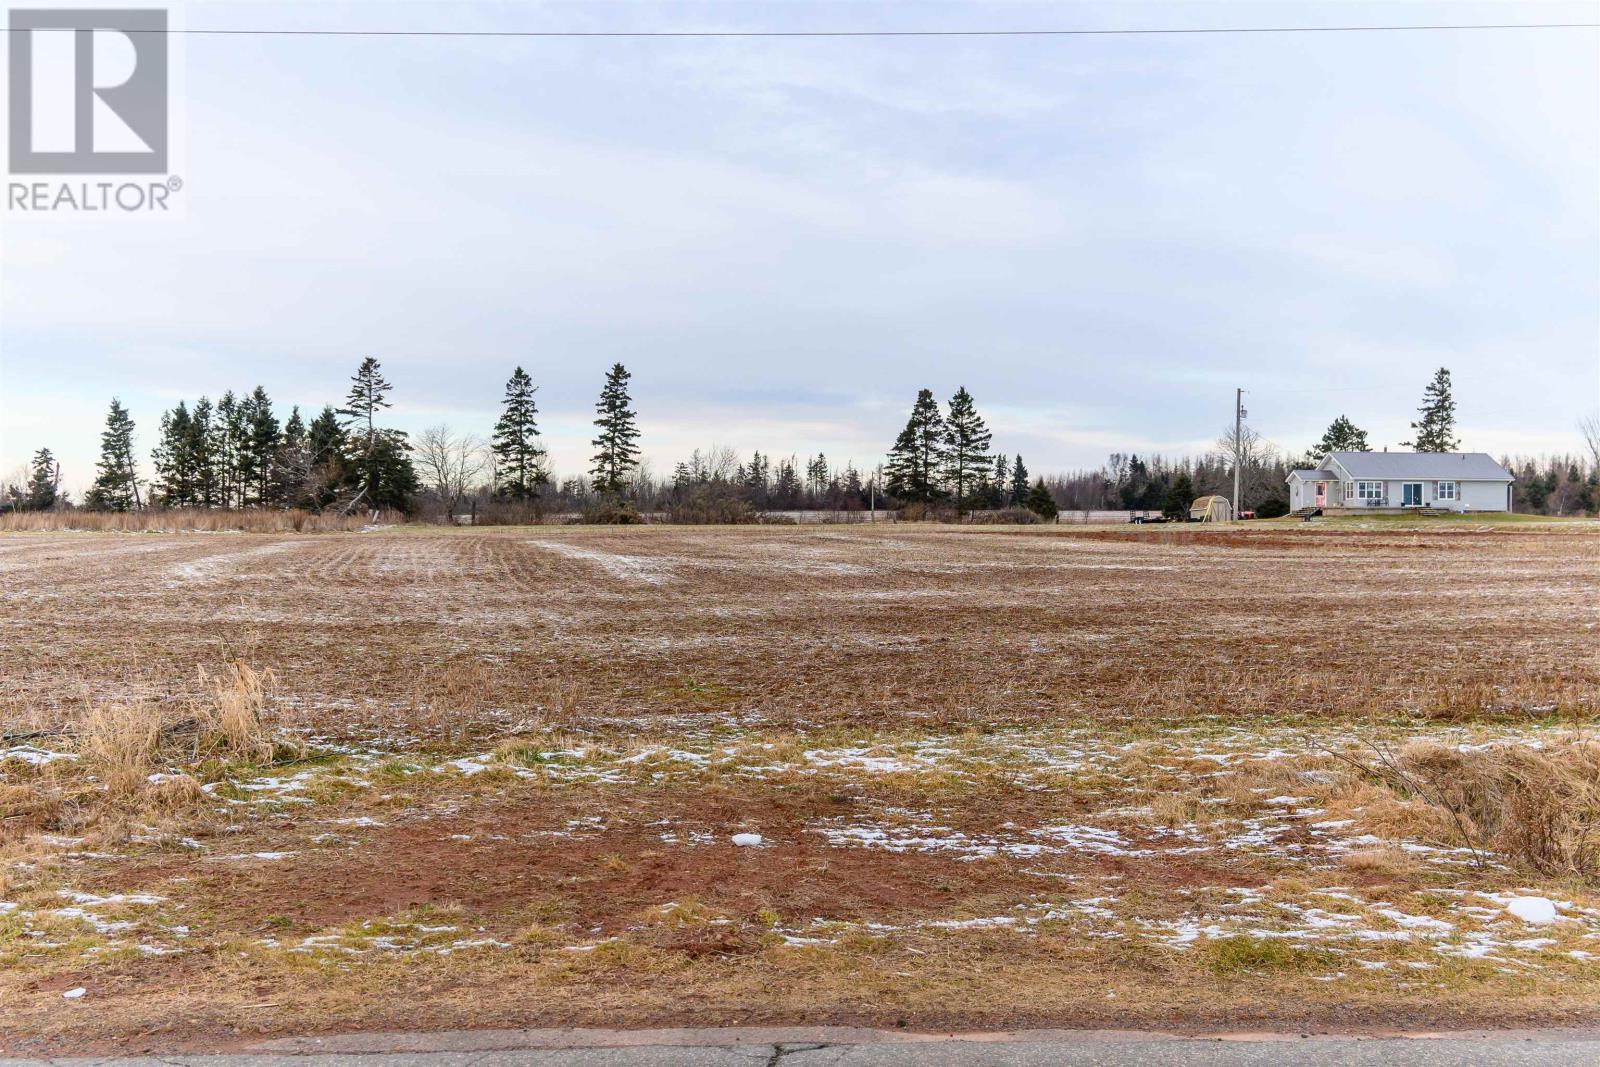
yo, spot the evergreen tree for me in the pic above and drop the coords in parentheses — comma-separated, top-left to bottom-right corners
(235, 389, 262, 505)
(338, 358, 405, 508)
(942, 386, 992, 515)
(806, 454, 830, 498)
(590, 362, 641, 496)
(491, 366, 548, 501)
(772, 457, 801, 507)
(990, 453, 1009, 507)
(743, 451, 769, 506)
(245, 385, 281, 506)
(304, 405, 349, 510)
(271, 406, 307, 507)
(884, 389, 945, 503)
(1163, 471, 1197, 519)
(189, 397, 217, 507)
(843, 464, 864, 503)
(1311, 415, 1371, 461)
(1024, 478, 1057, 520)
(212, 391, 243, 508)
(1403, 368, 1459, 452)
(1009, 455, 1029, 506)
(85, 399, 141, 511)
(365, 431, 421, 511)
(27, 448, 59, 510)
(152, 402, 197, 506)
(306, 405, 345, 468)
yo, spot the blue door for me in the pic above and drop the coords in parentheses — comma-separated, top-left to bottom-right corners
(1401, 482, 1423, 507)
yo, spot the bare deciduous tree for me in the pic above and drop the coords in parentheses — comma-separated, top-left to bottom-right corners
(1580, 414, 1600, 472)
(415, 424, 488, 522)
(1215, 423, 1280, 509)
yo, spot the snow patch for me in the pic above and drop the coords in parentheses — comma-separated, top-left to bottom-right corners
(1506, 896, 1559, 925)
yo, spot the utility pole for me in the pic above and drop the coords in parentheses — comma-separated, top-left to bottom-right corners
(1232, 388, 1245, 519)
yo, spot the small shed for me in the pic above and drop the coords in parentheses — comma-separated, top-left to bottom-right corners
(1190, 495, 1232, 522)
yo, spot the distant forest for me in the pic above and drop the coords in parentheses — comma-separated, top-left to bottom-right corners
(5, 360, 1598, 521)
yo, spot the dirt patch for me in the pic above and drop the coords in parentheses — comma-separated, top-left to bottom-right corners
(92, 787, 1268, 936)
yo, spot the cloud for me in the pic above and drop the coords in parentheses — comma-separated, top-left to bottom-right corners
(2, 0, 1596, 494)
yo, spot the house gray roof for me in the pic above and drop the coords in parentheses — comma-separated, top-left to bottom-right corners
(1287, 469, 1336, 481)
(1326, 451, 1512, 482)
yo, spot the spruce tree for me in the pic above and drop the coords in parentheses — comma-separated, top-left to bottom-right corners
(27, 448, 59, 510)
(744, 451, 769, 506)
(271, 406, 307, 507)
(491, 366, 548, 501)
(772, 457, 801, 507)
(1403, 368, 1459, 452)
(843, 464, 864, 503)
(807, 454, 830, 498)
(1311, 415, 1371, 461)
(590, 363, 641, 496)
(1009, 455, 1029, 506)
(152, 402, 197, 506)
(235, 389, 262, 505)
(304, 405, 348, 510)
(1163, 471, 1197, 519)
(338, 358, 404, 508)
(942, 386, 992, 515)
(884, 388, 945, 503)
(189, 397, 217, 507)
(85, 399, 141, 511)
(1024, 478, 1057, 520)
(245, 385, 281, 506)
(366, 431, 421, 511)
(213, 391, 243, 508)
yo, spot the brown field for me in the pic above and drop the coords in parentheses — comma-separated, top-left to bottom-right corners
(2, 521, 1598, 1053)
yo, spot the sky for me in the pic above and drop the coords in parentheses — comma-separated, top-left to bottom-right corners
(1, 0, 1597, 495)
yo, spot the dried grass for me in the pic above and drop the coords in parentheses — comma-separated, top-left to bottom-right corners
(1326, 735, 1600, 881)
(1338, 847, 1424, 879)
(1398, 738, 1600, 880)
(0, 508, 393, 533)
(0, 661, 293, 844)
(78, 703, 164, 796)
(194, 661, 279, 763)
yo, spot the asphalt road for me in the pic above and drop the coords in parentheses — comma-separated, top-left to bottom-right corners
(6, 1029, 1600, 1067)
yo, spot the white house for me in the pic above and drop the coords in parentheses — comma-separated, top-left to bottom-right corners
(1286, 452, 1513, 514)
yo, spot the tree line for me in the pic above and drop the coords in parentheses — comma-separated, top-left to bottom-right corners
(4, 357, 647, 519)
(4, 362, 1596, 518)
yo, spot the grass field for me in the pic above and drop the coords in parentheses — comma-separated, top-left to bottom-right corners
(2, 522, 1598, 1053)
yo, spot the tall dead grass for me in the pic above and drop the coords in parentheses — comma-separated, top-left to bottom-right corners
(78, 704, 163, 796)
(0, 508, 399, 533)
(1329, 736, 1600, 881)
(193, 661, 280, 763)
(1, 661, 293, 843)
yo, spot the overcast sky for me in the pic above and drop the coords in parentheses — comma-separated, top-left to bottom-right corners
(2, 0, 1597, 494)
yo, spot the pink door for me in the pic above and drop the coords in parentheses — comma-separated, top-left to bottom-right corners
(1314, 481, 1327, 507)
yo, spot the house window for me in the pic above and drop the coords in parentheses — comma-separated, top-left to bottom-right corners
(1357, 480, 1383, 501)
(1343, 481, 1354, 500)
(1438, 481, 1457, 501)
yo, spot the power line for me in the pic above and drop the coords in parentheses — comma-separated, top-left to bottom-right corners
(2, 22, 1596, 39)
